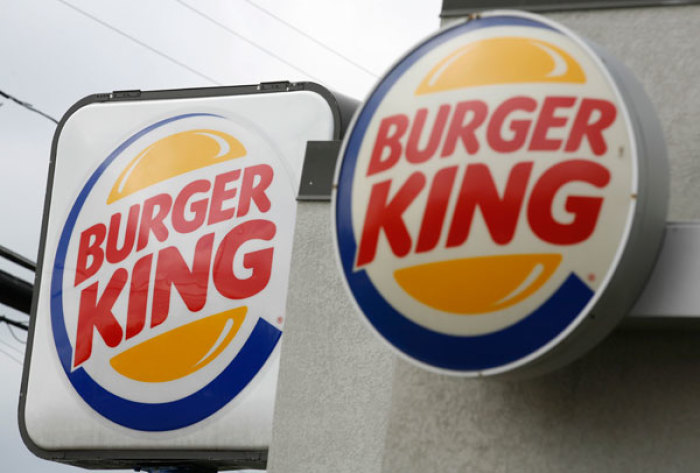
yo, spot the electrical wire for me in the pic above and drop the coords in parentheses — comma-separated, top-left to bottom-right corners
(0, 89, 59, 124)
(7, 324, 27, 345)
(0, 344, 22, 366)
(0, 244, 36, 272)
(0, 316, 27, 365)
(0, 315, 28, 331)
(175, 0, 323, 82)
(0, 336, 23, 357)
(54, 0, 222, 86)
(240, 0, 379, 78)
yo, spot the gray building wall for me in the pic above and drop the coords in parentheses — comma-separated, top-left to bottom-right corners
(269, 5, 700, 473)
(267, 203, 396, 473)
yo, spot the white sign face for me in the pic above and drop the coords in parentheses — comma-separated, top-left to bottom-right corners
(22, 87, 335, 452)
(334, 12, 667, 376)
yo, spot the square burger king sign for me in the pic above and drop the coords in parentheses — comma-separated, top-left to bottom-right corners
(333, 11, 668, 378)
(20, 84, 339, 467)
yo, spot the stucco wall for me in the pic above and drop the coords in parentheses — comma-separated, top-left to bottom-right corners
(267, 203, 395, 473)
(270, 5, 700, 473)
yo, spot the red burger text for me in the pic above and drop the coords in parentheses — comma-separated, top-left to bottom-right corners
(357, 96, 617, 267)
(72, 164, 275, 368)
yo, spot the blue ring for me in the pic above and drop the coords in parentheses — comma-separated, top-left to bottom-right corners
(51, 114, 281, 431)
(335, 16, 594, 372)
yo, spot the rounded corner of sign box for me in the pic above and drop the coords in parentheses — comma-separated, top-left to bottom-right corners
(293, 81, 335, 104)
(17, 405, 54, 462)
(17, 384, 53, 459)
(293, 81, 359, 140)
(54, 94, 110, 135)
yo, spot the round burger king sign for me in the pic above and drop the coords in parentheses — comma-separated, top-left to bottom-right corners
(52, 112, 292, 430)
(333, 11, 668, 376)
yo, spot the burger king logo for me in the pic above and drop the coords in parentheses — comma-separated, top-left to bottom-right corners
(334, 12, 667, 375)
(51, 112, 294, 430)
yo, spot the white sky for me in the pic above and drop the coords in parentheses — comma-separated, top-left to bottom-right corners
(0, 0, 441, 471)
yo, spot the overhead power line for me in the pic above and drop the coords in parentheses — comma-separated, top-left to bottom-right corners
(0, 344, 22, 366)
(6, 324, 27, 344)
(0, 90, 59, 124)
(0, 315, 28, 331)
(0, 244, 36, 272)
(241, 0, 379, 78)
(0, 334, 23, 357)
(175, 0, 322, 82)
(54, 0, 222, 85)
(0, 268, 33, 315)
(0, 318, 28, 370)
